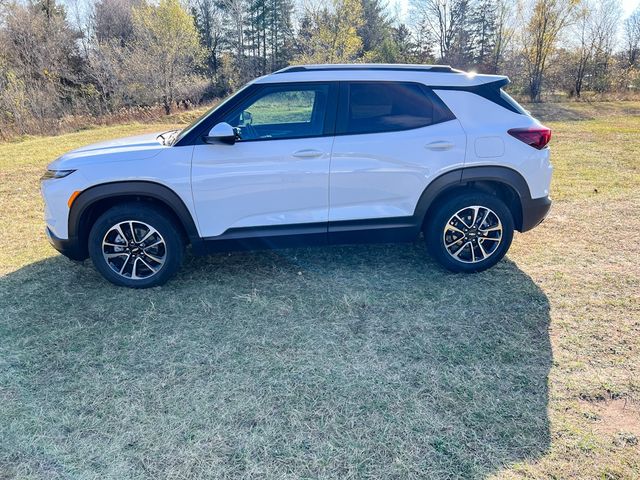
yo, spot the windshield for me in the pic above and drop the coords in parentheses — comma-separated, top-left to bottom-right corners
(171, 83, 253, 145)
(171, 105, 219, 145)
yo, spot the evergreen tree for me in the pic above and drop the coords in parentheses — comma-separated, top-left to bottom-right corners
(469, 0, 498, 70)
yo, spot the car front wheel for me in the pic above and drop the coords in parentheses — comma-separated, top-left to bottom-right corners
(88, 204, 184, 288)
(425, 191, 514, 273)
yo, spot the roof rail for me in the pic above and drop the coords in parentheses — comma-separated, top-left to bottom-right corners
(274, 64, 463, 74)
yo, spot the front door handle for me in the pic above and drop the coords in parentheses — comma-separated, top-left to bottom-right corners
(292, 149, 324, 158)
(425, 141, 454, 151)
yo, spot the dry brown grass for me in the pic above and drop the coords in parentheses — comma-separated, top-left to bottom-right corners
(0, 102, 639, 479)
(0, 102, 216, 143)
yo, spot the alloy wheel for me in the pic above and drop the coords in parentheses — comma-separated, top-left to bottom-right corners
(102, 220, 166, 279)
(443, 205, 503, 264)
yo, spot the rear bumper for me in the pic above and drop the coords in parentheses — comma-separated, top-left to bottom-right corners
(520, 196, 551, 232)
(46, 227, 86, 261)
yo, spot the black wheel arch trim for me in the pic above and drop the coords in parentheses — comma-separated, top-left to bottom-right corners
(414, 165, 548, 233)
(459, 165, 532, 198)
(68, 181, 201, 252)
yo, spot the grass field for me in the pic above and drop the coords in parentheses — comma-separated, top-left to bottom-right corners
(0, 102, 639, 479)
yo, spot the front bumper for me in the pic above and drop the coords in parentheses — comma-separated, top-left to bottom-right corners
(46, 227, 86, 261)
(520, 196, 552, 232)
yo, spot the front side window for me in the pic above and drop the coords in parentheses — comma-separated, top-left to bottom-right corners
(339, 82, 454, 135)
(173, 83, 254, 145)
(223, 84, 330, 141)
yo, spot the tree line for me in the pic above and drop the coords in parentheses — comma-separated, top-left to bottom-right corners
(1, 0, 639, 138)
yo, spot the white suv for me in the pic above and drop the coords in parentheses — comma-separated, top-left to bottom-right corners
(41, 64, 552, 288)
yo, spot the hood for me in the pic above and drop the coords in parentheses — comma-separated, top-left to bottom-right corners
(48, 132, 168, 170)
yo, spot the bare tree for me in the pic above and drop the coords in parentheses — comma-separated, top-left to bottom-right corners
(491, 0, 514, 72)
(624, 8, 640, 67)
(570, 3, 593, 97)
(568, 0, 621, 97)
(4, 0, 640, 140)
(412, 0, 470, 63)
(519, 0, 578, 102)
(94, 0, 140, 45)
(589, 0, 621, 92)
(0, 0, 82, 132)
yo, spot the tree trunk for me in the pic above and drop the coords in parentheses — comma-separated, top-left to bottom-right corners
(163, 96, 171, 115)
(574, 79, 582, 98)
(529, 74, 542, 103)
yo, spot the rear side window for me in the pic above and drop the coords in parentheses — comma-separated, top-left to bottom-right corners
(338, 82, 455, 135)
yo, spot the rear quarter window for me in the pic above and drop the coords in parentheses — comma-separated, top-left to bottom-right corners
(500, 89, 529, 115)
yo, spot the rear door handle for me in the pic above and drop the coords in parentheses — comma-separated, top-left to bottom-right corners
(425, 141, 454, 151)
(292, 149, 324, 158)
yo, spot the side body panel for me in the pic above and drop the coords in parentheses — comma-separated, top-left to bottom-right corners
(43, 144, 195, 240)
(434, 90, 553, 199)
(191, 138, 334, 237)
(329, 119, 467, 224)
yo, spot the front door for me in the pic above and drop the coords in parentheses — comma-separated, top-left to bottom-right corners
(191, 82, 336, 237)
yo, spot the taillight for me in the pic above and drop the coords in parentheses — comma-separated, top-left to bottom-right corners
(508, 126, 552, 150)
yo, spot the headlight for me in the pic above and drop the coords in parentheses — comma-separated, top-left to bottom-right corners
(41, 169, 75, 181)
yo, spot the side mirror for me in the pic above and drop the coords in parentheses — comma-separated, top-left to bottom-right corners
(240, 110, 253, 125)
(204, 122, 236, 145)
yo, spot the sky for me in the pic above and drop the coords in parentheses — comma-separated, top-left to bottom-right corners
(390, 0, 640, 20)
(613, 0, 637, 14)
(60, 0, 640, 24)
(60, 0, 640, 41)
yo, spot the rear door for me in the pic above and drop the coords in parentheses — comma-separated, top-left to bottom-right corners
(329, 81, 466, 228)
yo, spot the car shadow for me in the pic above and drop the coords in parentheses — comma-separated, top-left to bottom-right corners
(0, 242, 551, 479)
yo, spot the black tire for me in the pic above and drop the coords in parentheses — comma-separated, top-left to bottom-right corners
(425, 191, 514, 273)
(88, 203, 184, 288)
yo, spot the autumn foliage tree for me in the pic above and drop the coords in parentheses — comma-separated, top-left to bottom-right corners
(128, 0, 204, 114)
(1, 0, 639, 139)
(295, 0, 365, 64)
(0, 0, 85, 133)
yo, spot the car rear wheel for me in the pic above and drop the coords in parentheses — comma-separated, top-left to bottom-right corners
(88, 204, 184, 288)
(425, 191, 514, 273)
